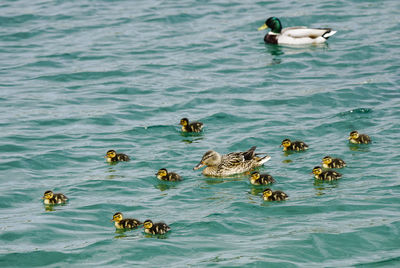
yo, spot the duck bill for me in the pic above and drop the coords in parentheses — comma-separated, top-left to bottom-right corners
(258, 24, 268, 31)
(193, 161, 205, 170)
(347, 137, 351, 140)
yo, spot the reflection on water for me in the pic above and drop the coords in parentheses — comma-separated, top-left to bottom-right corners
(155, 182, 177, 191)
(348, 144, 371, 152)
(313, 179, 339, 196)
(249, 186, 264, 196)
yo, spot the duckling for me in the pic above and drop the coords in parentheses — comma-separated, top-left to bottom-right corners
(156, 168, 182, 181)
(105, 149, 130, 162)
(262, 188, 288, 201)
(281, 139, 309, 152)
(249, 171, 276, 185)
(42, 190, 68, 205)
(193, 146, 271, 177)
(111, 212, 142, 229)
(143, 219, 171, 235)
(348, 131, 371, 144)
(258, 17, 337, 45)
(180, 118, 203, 133)
(322, 156, 346, 169)
(312, 166, 342, 181)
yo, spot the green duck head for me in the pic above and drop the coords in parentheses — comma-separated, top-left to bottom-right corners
(258, 17, 282, 34)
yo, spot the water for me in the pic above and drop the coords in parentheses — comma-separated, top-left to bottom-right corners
(1, 0, 400, 266)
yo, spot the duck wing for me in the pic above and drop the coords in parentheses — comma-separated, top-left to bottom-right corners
(283, 27, 333, 38)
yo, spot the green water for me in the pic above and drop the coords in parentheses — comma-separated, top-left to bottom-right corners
(1, 0, 400, 267)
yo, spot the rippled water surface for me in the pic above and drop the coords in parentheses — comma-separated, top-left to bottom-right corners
(1, 0, 400, 267)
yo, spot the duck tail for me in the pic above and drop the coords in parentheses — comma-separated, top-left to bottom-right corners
(257, 155, 271, 165)
(243, 146, 257, 160)
(322, 29, 337, 39)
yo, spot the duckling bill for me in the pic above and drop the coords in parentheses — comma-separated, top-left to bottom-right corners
(281, 139, 308, 151)
(105, 150, 130, 162)
(312, 166, 342, 181)
(249, 171, 275, 185)
(180, 118, 203, 133)
(111, 212, 142, 229)
(322, 156, 346, 169)
(42, 190, 68, 205)
(348, 131, 371, 144)
(262, 188, 288, 201)
(143, 219, 171, 235)
(156, 168, 182, 181)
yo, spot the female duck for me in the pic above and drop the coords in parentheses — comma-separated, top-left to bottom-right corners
(249, 171, 276, 185)
(348, 131, 371, 144)
(281, 139, 308, 152)
(322, 156, 346, 169)
(262, 188, 288, 201)
(105, 150, 130, 162)
(258, 17, 336, 45)
(180, 118, 203, 133)
(42, 190, 68, 205)
(193, 146, 271, 177)
(143, 219, 171, 235)
(312, 166, 342, 181)
(156, 168, 182, 181)
(111, 212, 142, 229)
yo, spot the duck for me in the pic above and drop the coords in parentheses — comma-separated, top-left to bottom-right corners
(105, 149, 130, 162)
(249, 171, 276, 185)
(322, 156, 346, 169)
(42, 190, 68, 205)
(281, 139, 309, 152)
(262, 188, 288, 201)
(312, 166, 342, 181)
(258, 17, 337, 45)
(156, 168, 182, 181)
(143, 219, 171, 235)
(111, 212, 142, 229)
(193, 146, 271, 177)
(348, 131, 371, 144)
(180, 118, 204, 133)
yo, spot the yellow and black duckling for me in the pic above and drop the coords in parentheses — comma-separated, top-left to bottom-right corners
(249, 171, 276, 185)
(258, 17, 337, 45)
(42, 190, 68, 205)
(105, 149, 130, 162)
(322, 156, 346, 169)
(155, 168, 182, 181)
(143, 219, 171, 235)
(180, 118, 203, 133)
(193, 146, 271, 177)
(281, 139, 309, 152)
(348, 131, 371, 144)
(111, 212, 142, 229)
(312, 166, 342, 181)
(262, 188, 288, 201)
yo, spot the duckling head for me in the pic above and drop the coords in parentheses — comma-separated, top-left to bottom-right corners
(258, 17, 282, 33)
(322, 156, 333, 165)
(156, 168, 168, 179)
(281, 139, 292, 148)
(312, 166, 323, 175)
(105, 150, 117, 159)
(193, 150, 222, 170)
(111, 212, 123, 223)
(348, 131, 359, 140)
(43, 190, 54, 200)
(263, 188, 273, 199)
(250, 171, 260, 183)
(143, 219, 153, 229)
(180, 118, 189, 126)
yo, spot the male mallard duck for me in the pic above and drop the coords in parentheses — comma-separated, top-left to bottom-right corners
(143, 219, 171, 235)
(193, 146, 271, 177)
(42, 190, 68, 205)
(105, 150, 130, 162)
(322, 156, 346, 169)
(281, 139, 308, 151)
(262, 188, 288, 201)
(111, 212, 142, 229)
(156, 168, 182, 181)
(180, 118, 203, 133)
(249, 171, 276, 185)
(348, 131, 371, 144)
(258, 17, 337, 45)
(312, 166, 342, 181)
